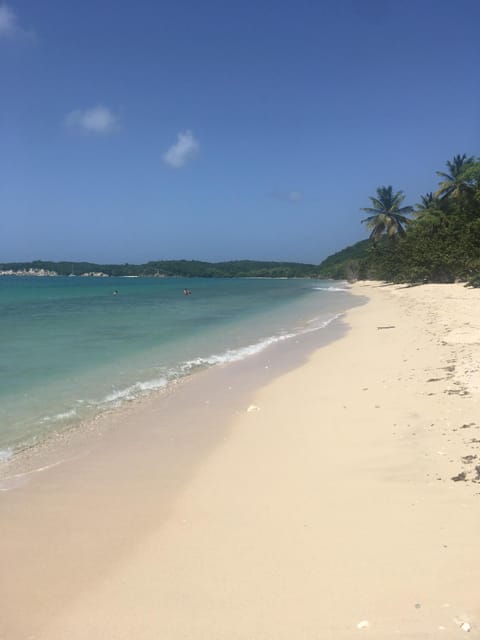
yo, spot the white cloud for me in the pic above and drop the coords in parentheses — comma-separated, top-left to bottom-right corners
(163, 130, 199, 168)
(0, 3, 20, 38)
(271, 190, 304, 203)
(0, 3, 34, 41)
(285, 190, 303, 202)
(64, 105, 119, 135)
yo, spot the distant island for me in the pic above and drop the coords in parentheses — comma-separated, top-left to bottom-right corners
(0, 259, 323, 279)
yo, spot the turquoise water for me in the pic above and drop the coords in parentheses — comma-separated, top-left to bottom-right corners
(0, 276, 353, 456)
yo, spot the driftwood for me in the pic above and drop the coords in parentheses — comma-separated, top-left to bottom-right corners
(377, 325, 396, 330)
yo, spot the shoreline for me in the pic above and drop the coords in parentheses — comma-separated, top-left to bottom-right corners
(0, 277, 352, 466)
(2, 282, 480, 638)
(0, 294, 357, 486)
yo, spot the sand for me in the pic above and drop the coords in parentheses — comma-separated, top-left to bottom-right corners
(1, 282, 480, 639)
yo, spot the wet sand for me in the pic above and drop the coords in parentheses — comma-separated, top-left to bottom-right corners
(1, 282, 480, 639)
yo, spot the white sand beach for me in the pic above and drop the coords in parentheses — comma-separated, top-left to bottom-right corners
(1, 282, 480, 639)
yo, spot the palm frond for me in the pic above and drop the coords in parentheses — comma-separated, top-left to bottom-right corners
(361, 214, 382, 224)
(436, 171, 453, 181)
(368, 197, 385, 210)
(397, 205, 414, 214)
(360, 207, 382, 214)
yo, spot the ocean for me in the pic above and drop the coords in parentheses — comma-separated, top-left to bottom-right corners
(0, 276, 354, 458)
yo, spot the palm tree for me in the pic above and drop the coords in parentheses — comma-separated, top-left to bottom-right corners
(413, 192, 447, 232)
(435, 154, 475, 200)
(415, 192, 436, 212)
(414, 192, 444, 220)
(361, 186, 413, 241)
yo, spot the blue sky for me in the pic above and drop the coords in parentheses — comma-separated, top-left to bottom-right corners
(1, 0, 479, 264)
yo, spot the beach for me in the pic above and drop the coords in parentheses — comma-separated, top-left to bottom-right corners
(1, 281, 480, 639)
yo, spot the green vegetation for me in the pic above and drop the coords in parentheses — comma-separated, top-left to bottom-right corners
(0, 259, 322, 279)
(314, 240, 371, 281)
(360, 186, 413, 241)
(318, 154, 480, 284)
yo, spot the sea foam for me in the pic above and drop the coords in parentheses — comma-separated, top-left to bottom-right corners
(39, 409, 78, 424)
(102, 377, 169, 405)
(0, 449, 13, 463)
(313, 286, 349, 292)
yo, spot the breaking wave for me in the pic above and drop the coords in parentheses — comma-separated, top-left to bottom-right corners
(313, 286, 349, 292)
(94, 312, 343, 410)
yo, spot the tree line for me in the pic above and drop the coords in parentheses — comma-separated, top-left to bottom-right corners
(0, 259, 322, 279)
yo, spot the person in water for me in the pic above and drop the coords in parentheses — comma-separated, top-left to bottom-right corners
(183, 288, 192, 296)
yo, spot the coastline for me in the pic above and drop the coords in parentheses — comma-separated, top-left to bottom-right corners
(0, 276, 350, 458)
(0, 290, 355, 483)
(2, 282, 480, 638)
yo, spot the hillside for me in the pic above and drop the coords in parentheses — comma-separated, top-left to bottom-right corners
(316, 239, 370, 280)
(0, 259, 322, 279)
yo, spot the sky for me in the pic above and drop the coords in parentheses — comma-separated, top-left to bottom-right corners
(1, 0, 479, 265)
